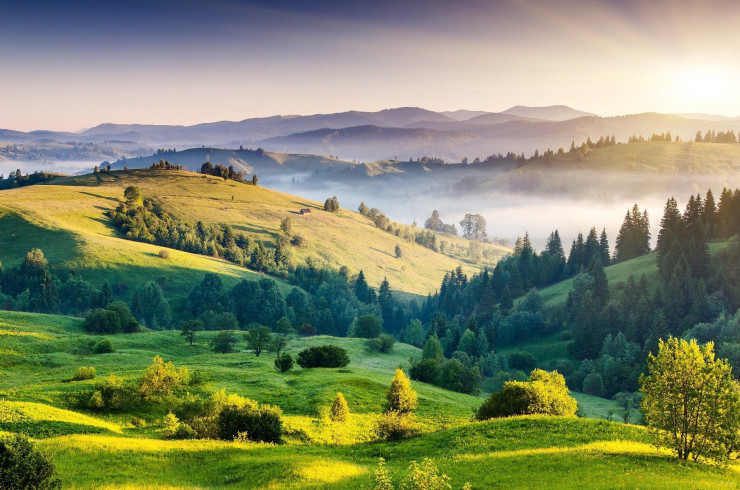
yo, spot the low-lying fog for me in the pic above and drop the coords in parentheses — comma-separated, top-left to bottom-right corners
(0, 160, 97, 177)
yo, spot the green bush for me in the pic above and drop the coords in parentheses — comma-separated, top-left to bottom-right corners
(72, 366, 96, 381)
(374, 410, 418, 441)
(211, 330, 238, 354)
(297, 345, 350, 368)
(94, 339, 114, 354)
(139, 355, 189, 400)
(476, 369, 577, 420)
(410, 358, 440, 383)
(0, 433, 61, 489)
(367, 333, 395, 353)
(216, 398, 283, 443)
(274, 353, 294, 373)
(84, 301, 139, 334)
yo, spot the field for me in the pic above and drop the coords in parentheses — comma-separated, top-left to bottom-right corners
(0, 170, 509, 315)
(1, 309, 739, 488)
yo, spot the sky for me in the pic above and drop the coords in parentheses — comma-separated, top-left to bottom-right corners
(2, 0, 740, 131)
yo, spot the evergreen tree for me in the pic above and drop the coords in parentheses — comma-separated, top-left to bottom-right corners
(377, 278, 394, 331)
(385, 368, 417, 414)
(599, 228, 610, 266)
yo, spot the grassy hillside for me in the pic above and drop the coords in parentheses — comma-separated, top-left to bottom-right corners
(3, 310, 739, 488)
(0, 169, 509, 312)
(531, 241, 730, 309)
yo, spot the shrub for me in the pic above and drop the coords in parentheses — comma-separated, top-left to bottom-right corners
(410, 358, 440, 383)
(162, 412, 180, 437)
(374, 410, 418, 441)
(211, 330, 238, 354)
(95, 339, 114, 354)
(84, 301, 140, 334)
(299, 324, 316, 336)
(216, 398, 283, 443)
(367, 333, 395, 353)
(476, 369, 577, 420)
(158, 249, 170, 259)
(76, 374, 135, 412)
(131, 417, 146, 428)
(351, 314, 382, 338)
(297, 345, 350, 368)
(403, 457, 452, 490)
(385, 368, 417, 414)
(0, 434, 61, 489)
(330, 392, 349, 422)
(173, 422, 196, 439)
(139, 355, 189, 400)
(508, 351, 537, 372)
(274, 353, 294, 373)
(73, 366, 96, 381)
(290, 235, 304, 246)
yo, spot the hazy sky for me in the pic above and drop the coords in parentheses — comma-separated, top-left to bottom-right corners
(3, 0, 740, 131)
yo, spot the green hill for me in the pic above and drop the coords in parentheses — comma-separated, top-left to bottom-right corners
(2, 309, 739, 488)
(0, 169, 509, 315)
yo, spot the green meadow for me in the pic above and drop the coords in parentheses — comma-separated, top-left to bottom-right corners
(0, 309, 739, 488)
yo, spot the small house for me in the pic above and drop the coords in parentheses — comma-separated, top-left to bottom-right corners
(300, 208, 311, 215)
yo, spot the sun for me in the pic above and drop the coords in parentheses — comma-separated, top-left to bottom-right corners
(672, 67, 731, 111)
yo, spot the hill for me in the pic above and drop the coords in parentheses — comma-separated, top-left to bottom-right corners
(2, 309, 739, 488)
(501, 104, 598, 121)
(0, 169, 509, 314)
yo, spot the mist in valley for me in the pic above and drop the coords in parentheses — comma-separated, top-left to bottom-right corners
(272, 168, 736, 253)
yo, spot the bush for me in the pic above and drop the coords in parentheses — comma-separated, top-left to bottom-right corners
(211, 330, 238, 354)
(131, 417, 146, 428)
(274, 353, 294, 373)
(158, 249, 171, 259)
(95, 339, 114, 354)
(72, 366, 96, 381)
(84, 301, 140, 334)
(374, 410, 418, 441)
(476, 369, 577, 420)
(410, 358, 440, 383)
(139, 355, 189, 400)
(351, 315, 382, 338)
(75, 374, 135, 412)
(173, 422, 196, 439)
(299, 324, 316, 336)
(330, 392, 349, 422)
(0, 433, 61, 489)
(366, 333, 395, 353)
(508, 351, 537, 372)
(297, 345, 350, 368)
(216, 398, 283, 443)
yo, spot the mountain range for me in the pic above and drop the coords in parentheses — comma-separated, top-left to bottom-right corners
(3, 105, 740, 163)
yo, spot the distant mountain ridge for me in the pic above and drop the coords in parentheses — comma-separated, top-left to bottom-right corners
(4, 105, 740, 163)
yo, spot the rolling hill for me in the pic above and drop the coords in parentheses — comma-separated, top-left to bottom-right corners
(0, 169, 509, 316)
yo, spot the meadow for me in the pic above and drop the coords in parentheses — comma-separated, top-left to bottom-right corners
(2, 309, 740, 488)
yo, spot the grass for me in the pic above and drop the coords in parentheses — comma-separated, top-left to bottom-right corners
(1, 309, 739, 488)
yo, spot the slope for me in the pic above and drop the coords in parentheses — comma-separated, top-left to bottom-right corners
(0, 169, 509, 307)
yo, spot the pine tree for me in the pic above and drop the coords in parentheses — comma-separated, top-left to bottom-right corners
(378, 278, 394, 331)
(599, 228, 610, 266)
